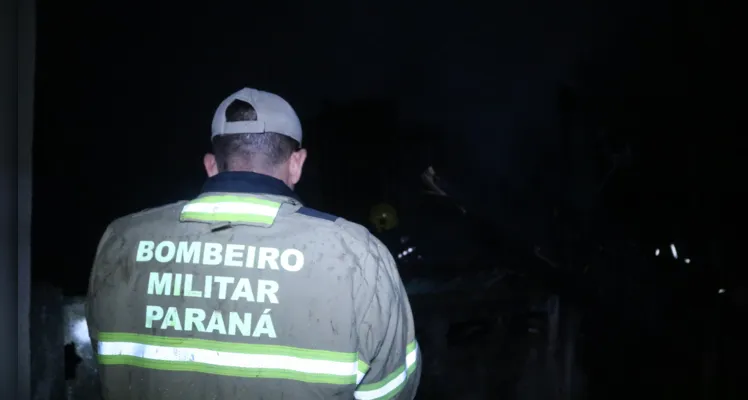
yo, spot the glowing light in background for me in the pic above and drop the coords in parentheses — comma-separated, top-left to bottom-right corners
(655, 248, 660, 256)
(684, 258, 690, 264)
(670, 244, 678, 260)
(72, 318, 90, 345)
(397, 247, 417, 259)
(718, 288, 726, 294)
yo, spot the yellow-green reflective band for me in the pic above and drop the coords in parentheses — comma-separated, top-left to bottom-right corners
(405, 341, 417, 376)
(358, 359, 370, 374)
(97, 332, 358, 385)
(180, 195, 281, 225)
(357, 359, 370, 384)
(354, 340, 419, 400)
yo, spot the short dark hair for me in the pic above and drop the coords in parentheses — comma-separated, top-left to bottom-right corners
(212, 99, 300, 172)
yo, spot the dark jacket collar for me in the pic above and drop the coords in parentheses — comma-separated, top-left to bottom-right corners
(201, 171, 301, 202)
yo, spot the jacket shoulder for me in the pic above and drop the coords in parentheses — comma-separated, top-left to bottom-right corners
(295, 206, 339, 222)
(108, 200, 189, 232)
(334, 218, 375, 245)
(291, 207, 375, 248)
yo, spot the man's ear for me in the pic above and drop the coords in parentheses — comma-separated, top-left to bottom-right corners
(288, 148, 307, 186)
(204, 153, 219, 177)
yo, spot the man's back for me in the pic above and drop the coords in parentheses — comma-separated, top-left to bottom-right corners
(87, 172, 421, 399)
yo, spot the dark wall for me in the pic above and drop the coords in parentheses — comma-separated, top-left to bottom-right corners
(2, 0, 34, 397)
(18, 0, 35, 397)
(0, 0, 18, 393)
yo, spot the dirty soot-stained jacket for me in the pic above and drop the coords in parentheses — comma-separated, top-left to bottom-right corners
(86, 172, 421, 400)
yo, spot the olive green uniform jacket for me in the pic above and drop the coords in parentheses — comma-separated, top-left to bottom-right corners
(86, 172, 421, 400)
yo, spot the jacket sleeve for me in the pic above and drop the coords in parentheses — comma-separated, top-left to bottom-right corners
(86, 224, 116, 347)
(354, 236, 421, 400)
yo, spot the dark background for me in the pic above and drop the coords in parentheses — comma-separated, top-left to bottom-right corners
(31, 0, 746, 398)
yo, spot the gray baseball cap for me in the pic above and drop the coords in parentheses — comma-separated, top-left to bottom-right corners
(211, 88, 303, 145)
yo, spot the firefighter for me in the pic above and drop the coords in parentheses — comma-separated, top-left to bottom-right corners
(86, 88, 421, 399)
